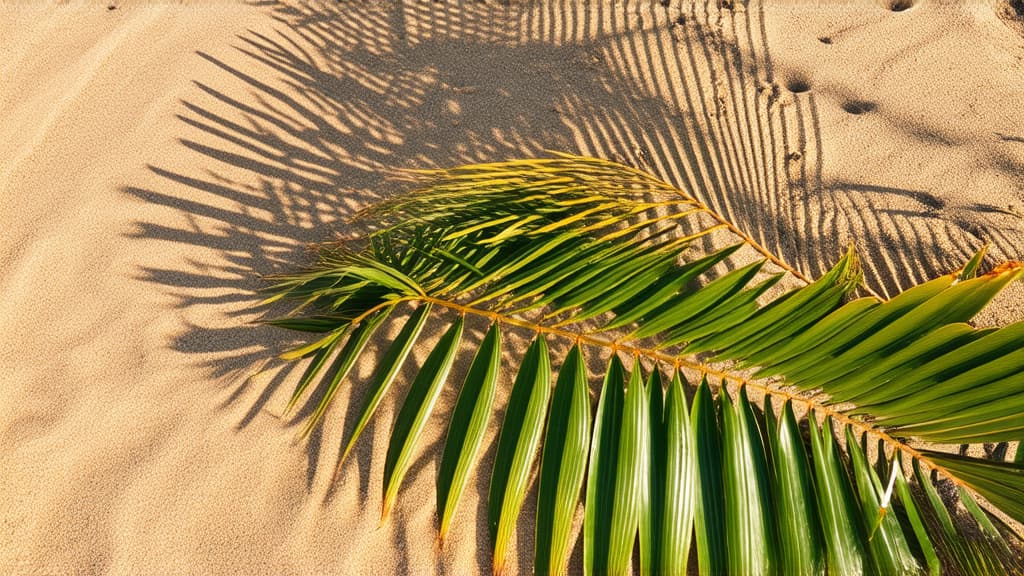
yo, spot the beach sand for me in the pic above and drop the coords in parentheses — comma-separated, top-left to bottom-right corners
(2, 1, 1023, 573)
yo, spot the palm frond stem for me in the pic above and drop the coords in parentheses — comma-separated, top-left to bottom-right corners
(676, 190, 890, 300)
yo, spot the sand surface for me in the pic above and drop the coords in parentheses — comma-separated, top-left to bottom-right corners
(2, 1, 1023, 574)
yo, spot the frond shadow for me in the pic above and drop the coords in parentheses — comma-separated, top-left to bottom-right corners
(124, 0, 1023, 571)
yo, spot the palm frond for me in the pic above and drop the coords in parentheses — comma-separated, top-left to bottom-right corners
(258, 154, 1024, 574)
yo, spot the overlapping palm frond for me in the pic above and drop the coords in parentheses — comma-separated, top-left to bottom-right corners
(259, 154, 1024, 574)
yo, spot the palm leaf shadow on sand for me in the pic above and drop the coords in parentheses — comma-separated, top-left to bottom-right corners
(123, 1, 1023, 572)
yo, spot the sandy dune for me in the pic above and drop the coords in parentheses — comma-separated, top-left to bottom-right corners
(2, 1, 1023, 573)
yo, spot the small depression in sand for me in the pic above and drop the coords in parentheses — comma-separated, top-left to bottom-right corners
(785, 76, 812, 93)
(885, 0, 917, 12)
(842, 100, 878, 115)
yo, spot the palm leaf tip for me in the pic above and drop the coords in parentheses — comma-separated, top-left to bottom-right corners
(381, 317, 465, 523)
(337, 303, 433, 471)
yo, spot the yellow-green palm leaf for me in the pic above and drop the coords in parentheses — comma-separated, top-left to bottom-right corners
(261, 154, 1024, 574)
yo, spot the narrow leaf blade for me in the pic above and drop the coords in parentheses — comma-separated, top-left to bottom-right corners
(692, 377, 726, 576)
(489, 336, 551, 574)
(340, 303, 433, 465)
(535, 345, 591, 576)
(437, 323, 503, 541)
(381, 317, 463, 520)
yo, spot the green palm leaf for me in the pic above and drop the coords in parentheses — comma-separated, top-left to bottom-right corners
(337, 302, 432, 468)
(844, 427, 918, 575)
(534, 345, 590, 576)
(808, 415, 869, 574)
(721, 385, 775, 575)
(691, 377, 727, 576)
(381, 317, 463, 520)
(652, 370, 696, 575)
(890, 452, 941, 576)
(257, 154, 1024, 573)
(437, 322, 502, 542)
(488, 336, 550, 575)
(766, 399, 824, 575)
(584, 356, 645, 576)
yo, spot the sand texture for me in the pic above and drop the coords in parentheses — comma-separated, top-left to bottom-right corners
(2, 0, 1024, 574)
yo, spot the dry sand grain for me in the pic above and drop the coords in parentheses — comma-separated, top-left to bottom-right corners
(2, 1, 1023, 574)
